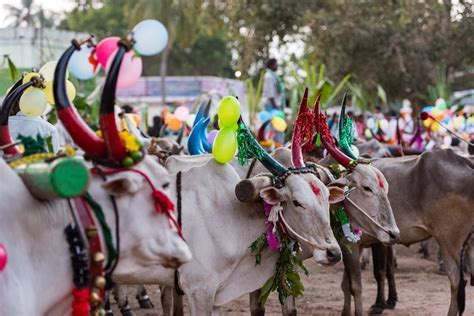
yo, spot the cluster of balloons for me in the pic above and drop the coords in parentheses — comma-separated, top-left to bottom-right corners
(164, 105, 190, 131)
(213, 96, 241, 164)
(257, 109, 287, 132)
(17, 62, 77, 117)
(421, 99, 452, 133)
(68, 19, 168, 89)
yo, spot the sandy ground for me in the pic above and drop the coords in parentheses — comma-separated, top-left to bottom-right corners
(112, 245, 473, 315)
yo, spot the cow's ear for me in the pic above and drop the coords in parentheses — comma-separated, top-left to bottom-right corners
(328, 186, 345, 204)
(102, 172, 144, 196)
(260, 186, 286, 204)
(329, 177, 349, 189)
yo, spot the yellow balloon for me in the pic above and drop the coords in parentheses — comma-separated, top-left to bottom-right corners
(431, 121, 440, 132)
(22, 72, 40, 84)
(217, 96, 241, 127)
(39, 61, 69, 82)
(66, 80, 76, 102)
(423, 118, 433, 128)
(44, 81, 55, 104)
(218, 119, 238, 131)
(212, 127, 237, 164)
(271, 117, 287, 132)
(19, 88, 48, 117)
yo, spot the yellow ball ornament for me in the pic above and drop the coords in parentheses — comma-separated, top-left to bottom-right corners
(39, 61, 69, 82)
(19, 88, 48, 117)
(271, 117, 287, 132)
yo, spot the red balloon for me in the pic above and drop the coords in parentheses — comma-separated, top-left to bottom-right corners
(96, 36, 120, 68)
(0, 243, 7, 272)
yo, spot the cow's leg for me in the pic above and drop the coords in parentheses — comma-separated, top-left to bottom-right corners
(114, 285, 134, 316)
(360, 248, 370, 270)
(368, 243, 387, 314)
(173, 288, 184, 316)
(160, 286, 173, 316)
(136, 285, 154, 309)
(282, 296, 296, 316)
(186, 288, 215, 316)
(385, 245, 398, 309)
(249, 290, 265, 316)
(441, 250, 464, 316)
(466, 233, 474, 286)
(341, 245, 363, 316)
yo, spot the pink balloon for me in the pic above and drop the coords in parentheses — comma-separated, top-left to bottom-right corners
(96, 36, 120, 68)
(174, 106, 190, 121)
(106, 50, 143, 89)
(207, 129, 218, 144)
(0, 243, 7, 272)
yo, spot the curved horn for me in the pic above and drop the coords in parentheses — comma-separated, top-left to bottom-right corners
(0, 81, 35, 154)
(291, 87, 312, 168)
(187, 117, 209, 155)
(257, 120, 272, 142)
(337, 94, 358, 160)
(313, 95, 354, 168)
(237, 118, 288, 177)
(54, 42, 107, 159)
(193, 99, 211, 128)
(99, 42, 129, 162)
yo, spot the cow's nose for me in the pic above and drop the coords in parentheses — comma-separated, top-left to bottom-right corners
(388, 230, 400, 243)
(326, 247, 342, 263)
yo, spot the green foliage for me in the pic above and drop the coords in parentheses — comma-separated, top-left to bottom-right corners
(3, 55, 19, 83)
(347, 82, 388, 112)
(245, 71, 265, 122)
(330, 210, 352, 253)
(17, 134, 48, 155)
(249, 233, 268, 266)
(422, 68, 453, 106)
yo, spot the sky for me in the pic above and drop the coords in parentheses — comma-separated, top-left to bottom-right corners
(0, 0, 75, 27)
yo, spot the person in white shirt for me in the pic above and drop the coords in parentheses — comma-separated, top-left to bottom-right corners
(260, 58, 285, 111)
(8, 102, 60, 153)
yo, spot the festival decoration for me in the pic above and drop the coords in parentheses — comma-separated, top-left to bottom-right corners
(132, 19, 168, 56)
(335, 208, 361, 243)
(258, 110, 272, 122)
(68, 45, 101, 80)
(420, 111, 472, 146)
(217, 96, 241, 127)
(338, 95, 359, 159)
(40, 61, 68, 82)
(271, 117, 287, 132)
(212, 127, 237, 163)
(44, 80, 76, 105)
(206, 129, 218, 145)
(188, 117, 210, 155)
(19, 87, 48, 117)
(105, 50, 142, 89)
(167, 115, 183, 131)
(271, 109, 285, 119)
(0, 243, 7, 272)
(291, 88, 314, 167)
(174, 105, 190, 121)
(95, 36, 120, 68)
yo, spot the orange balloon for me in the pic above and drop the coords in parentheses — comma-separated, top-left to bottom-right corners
(168, 116, 182, 131)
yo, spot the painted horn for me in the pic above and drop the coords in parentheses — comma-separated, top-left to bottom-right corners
(338, 94, 358, 160)
(193, 100, 211, 129)
(257, 120, 272, 142)
(291, 87, 312, 168)
(99, 42, 129, 162)
(0, 80, 35, 155)
(313, 95, 354, 168)
(237, 118, 288, 177)
(188, 117, 209, 155)
(54, 42, 107, 159)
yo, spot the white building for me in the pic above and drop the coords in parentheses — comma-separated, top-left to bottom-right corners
(0, 27, 88, 69)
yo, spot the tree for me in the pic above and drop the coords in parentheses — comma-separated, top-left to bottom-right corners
(3, 0, 56, 28)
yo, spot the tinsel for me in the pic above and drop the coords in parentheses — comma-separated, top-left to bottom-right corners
(316, 113, 335, 146)
(339, 117, 358, 159)
(293, 111, 315, 153)
(237, 123, 268, 166)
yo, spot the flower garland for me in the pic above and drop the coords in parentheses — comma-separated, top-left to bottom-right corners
(96, 129, 144, 167)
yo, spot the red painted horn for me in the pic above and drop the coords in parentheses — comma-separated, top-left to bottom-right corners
(53, 42, 107, 159)
(313, 95, 353, 168)
(0, 80, 35, 155)
(291, 87, 311, 168)
(99, 42, 128, 162)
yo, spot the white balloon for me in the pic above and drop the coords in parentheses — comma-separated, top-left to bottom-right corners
(19, 88, 48, 117)
(132, 19, 168, 56)
(69, 46, 101, 80)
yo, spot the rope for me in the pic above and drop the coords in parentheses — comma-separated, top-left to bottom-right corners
(344, 195, 391, 234)
(174, 171, 185, 296)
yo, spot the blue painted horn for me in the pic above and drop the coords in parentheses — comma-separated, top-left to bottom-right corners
(188, 117, 210, 155)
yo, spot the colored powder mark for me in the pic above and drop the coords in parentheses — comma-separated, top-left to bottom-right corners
(310, 182, 321, 196)
(377, 174, 386, 192)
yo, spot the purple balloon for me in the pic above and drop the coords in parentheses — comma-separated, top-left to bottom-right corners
(207, 130, 219, 144)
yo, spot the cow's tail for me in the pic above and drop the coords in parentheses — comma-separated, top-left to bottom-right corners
(458, 231, 472, 315)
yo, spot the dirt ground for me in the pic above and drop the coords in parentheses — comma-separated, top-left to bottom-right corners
(112, 245, 473, 315)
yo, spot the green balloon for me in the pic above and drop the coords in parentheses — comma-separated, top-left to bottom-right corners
(218, 96, 241, 127)
(212, 127, 237, 164)
(274, 111, 285, 119)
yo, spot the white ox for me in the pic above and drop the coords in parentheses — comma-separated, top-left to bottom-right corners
(142, 154, 345, 315)
(0, 156, 191, 315)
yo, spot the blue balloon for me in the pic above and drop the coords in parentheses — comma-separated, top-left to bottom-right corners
(421, 106, 434, 113)
(258, 111, 272, 122)
(133, 20, 168, 56)
(270, 109, 279, 117)
(68, 46, 100, 80)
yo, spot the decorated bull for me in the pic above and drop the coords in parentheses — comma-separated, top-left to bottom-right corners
(0, 33, 191, 315)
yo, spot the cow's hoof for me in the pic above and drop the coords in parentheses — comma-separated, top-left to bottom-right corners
(119, 308, 134, 316)
(386, 298, 397, 309)
(368, 304, 386, 314)
(138, 298, 154, 309)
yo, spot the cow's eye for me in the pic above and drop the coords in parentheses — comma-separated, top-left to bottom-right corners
(162, 182, 170, 189)
(362, 186, 373, 193)
(293, 200, 304, 208)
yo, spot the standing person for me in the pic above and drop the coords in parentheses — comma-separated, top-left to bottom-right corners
(261, 58, 285, 111)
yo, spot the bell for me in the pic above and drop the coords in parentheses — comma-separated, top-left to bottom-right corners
(94, 276, 106, 289)
(91, 307, 106, 316)
(89, 290, 102, 304)
(86, 226, 98, 238)
(93, 252, 105, 263)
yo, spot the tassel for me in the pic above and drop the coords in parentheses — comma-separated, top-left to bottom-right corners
(72, 288, 90, 316)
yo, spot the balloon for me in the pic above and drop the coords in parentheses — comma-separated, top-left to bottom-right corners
(423, 117, 433, 128)
(66, 81, 76, 102)
(45, 80, 76, 105)
(212, 127, 237, 164)
(0, 243, 7, 272)
(258, 111, 272, 122)
(431, 122, 440, 132)
(435, 98, 447, 110)
(421, 105, 434, 113)
(69, 45, 101, 80)
(174, 105, 190, 121)
(132, 19, 168, 56)
(19, 88, 48, 117)
(106, 50, 142, 89)
(217, 96, 240, 127)
(379, 119, 389, 133)
(366, 117, 375, 129)
(167, 115, 182, 131)
(186, 113, 196, 127)
(96, 36, 120, 68)
(207, 129, 218, 144)
(271, 117, 287, 132)
(273, 110, 285, 119)
(40, 61, 68, 82)
(218, 119, 238, 131)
